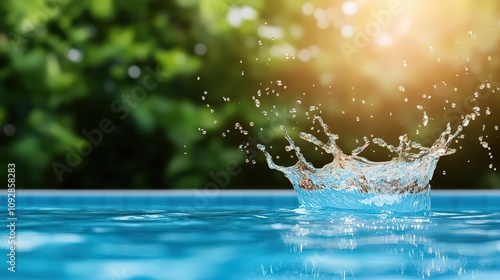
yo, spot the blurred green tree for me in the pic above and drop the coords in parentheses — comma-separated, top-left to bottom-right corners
(0, 0, 499, 189)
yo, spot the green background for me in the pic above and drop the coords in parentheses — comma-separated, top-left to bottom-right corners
(1, 0, 499, 190)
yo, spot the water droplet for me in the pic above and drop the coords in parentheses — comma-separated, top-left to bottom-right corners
(241, 71, 245, 76)
(404, 98, 408, 102)
(255, 99, 261, 107)
(296, 100, 302, 105)
(423, 111, 429, 126)
(428, 46, 434, 52)
(486, 107, 491, 115)
(356, 117, 360, 122)
(463, 117, 470, 127)
(488, 56, 492, 61)
(416, 105, 423, 110)
(258, 40, 263, 45)
(402, 60, 408, 67)
(399, 86, 405, 92)
(276, 80, 283, 86)
(494, 126, 499, 130)
(489, 164, 493, 169)
(442, 170, 446, 175)
(197, 76, 200, 80)
(201, 96, 205, 100)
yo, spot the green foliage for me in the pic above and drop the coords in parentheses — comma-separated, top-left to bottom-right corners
(0, 0, 499, 189)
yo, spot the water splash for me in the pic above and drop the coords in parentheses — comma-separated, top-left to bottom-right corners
(258, 112, 479, 213)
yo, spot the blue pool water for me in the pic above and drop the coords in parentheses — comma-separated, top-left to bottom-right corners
(1, 190, 500, 279)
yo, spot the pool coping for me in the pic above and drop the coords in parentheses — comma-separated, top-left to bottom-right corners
(2, 189, 500, 210)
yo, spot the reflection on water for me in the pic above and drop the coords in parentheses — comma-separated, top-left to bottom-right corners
(257, 210, 499, 279)
(2, 208, 499, 279)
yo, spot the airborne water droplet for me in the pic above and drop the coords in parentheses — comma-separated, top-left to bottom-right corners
(423, 111, 429, 126)
(258, 40, 263, 45)
(399, 86, 405, 92)
(402, 60, 408, 67)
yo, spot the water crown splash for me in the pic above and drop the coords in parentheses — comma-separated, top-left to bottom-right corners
(258, 112, 479, 213)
